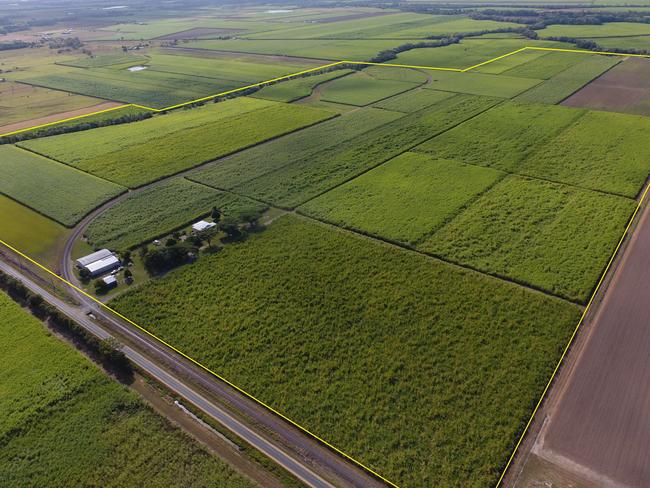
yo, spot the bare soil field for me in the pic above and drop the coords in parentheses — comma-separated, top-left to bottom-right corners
(155, 27, 246, 40)
(0, 101, 124, 135)
(529, 202, 650, 488)
(562, 57, 650, 115)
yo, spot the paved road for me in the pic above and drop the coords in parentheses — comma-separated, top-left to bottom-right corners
(0, 259, 373, 488)
(537, 201, 650, 487)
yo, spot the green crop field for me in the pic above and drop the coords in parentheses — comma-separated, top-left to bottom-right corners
(372, 88, 455, 113)
(501, 52, 585, 79)
(0, 82, 102, 129)
(189, 106, 403, 190)
(0, 292, 257, 488)
(142, 52, 317, 84)
(415, 102, 585, 172)
(300, 152, 503, 244)
(85, 178, 265, 250)
(515, 55, 621, 104)
(539, 22, 650, 38)
(393, 38, 568, 70)
(423, 71, 542, 98)
(110, 215, 580, 488)
(590, 36, 650, 51)
(519, 111, 650, 198)
(187, 38, 427, 61)
(20, 69, 240, 110)
(0, 146, 125, 226)
(58, 53, 148, 68)
(234, 94, 498, 207)
(253, 69, 353, 102)
(19, 98, 335, 188)
(319, 71, 421, 106)
(419, 176, 635, 302)
(363, 66, 429, 84)
(0, 195, 67, 265)
(21, 51, 321, 109)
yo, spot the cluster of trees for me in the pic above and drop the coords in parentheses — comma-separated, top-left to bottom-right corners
(371, 37, 460, 63)
(546, 36, 650, 55)
(368, 25, 543, 63)
(48, 36, 83, 51)
(0, 17, 56, 35)
(140, 207, 263, 274)
(0, 270, 132, 378)
(0, 111, 153, 145)
(470, 8, 650, 28)
(0, 40, 33, 51)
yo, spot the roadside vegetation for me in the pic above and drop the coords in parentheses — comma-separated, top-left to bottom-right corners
(0, 289, 258, 488)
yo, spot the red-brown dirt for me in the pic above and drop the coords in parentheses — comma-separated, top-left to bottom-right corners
(535, 201, 650, 487)
(562, 57, 650, 115)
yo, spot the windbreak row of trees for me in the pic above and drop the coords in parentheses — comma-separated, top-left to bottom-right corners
(0, 270, 132, 379)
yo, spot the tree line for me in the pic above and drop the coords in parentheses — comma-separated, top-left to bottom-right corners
(0, 270, 132, 380)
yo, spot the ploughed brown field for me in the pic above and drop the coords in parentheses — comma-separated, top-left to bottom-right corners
(536, 202, 650, 487)
(563, 57, 650, 116)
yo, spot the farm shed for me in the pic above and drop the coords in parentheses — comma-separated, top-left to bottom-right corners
(84, 255, 120, 277)
(76, 248, 113, 268)
(102, 275, 117, 288)
(192, 220, 216, 232)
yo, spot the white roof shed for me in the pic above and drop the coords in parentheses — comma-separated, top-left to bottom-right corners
(192, 220, 216, 232)
(76, 249, 113, 268)
(85, 255, 120, 277)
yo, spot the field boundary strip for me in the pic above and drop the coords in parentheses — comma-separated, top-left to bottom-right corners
(494, 181, 650, 487)
(2, 46, 649, 138)
(0, 237, 401, 488)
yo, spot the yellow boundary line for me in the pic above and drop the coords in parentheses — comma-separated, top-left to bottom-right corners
(495, 181, 650, 487)
(2, 44, 650, 487)
(3, 46, 649, 138)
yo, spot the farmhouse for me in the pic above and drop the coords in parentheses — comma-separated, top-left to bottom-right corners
(192, 220, 216, 232)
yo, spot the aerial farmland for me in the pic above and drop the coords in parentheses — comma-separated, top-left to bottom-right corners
(1, 1, 650, 488)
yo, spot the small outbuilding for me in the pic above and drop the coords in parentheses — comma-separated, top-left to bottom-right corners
(192, 220, 216, 232)
(102, 275, 117, 289)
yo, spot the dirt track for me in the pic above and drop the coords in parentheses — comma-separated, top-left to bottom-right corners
(0, 101, 124, 135)
(534, 199, 650, 487)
